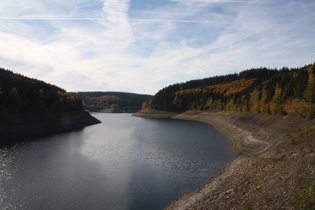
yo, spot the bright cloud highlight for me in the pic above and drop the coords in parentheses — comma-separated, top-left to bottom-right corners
(0, 0, 314, 94)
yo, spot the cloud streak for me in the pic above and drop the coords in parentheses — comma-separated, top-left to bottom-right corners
(0, 16, 225, 24)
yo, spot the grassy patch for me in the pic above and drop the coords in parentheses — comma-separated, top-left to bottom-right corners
(289, 125, 315, 209)
(243, 202, 253, 210)
(289, 125, 315, 146)
(291, 169, 315, 210)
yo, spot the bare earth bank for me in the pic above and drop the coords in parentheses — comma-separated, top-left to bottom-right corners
(133, 110, 315, 209)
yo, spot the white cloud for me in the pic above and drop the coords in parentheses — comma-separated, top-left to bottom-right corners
(0, 0, 314, 94)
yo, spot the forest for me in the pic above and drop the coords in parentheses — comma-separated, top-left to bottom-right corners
(142, 64, 315, 119)
(0, 68, 84, 113)
(72, 92, 153, 113)
(0, 68, 101, 144)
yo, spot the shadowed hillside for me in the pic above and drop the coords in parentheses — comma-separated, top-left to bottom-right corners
(0, 68, 100, 144)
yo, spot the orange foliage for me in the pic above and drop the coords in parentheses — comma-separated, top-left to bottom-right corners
(175, 79, 256, 96)
(206, 78, 257, 96)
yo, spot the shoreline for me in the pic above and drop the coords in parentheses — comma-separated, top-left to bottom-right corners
(170, 111, 270, 157)
(134, 110, 292, 157)
(0, 111, 101, 145)
(133, 110, 314, 209)
(133, 110, 177, 119)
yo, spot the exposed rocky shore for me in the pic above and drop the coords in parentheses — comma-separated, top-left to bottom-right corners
(133, 110, 315, 209)
(0, 111, 101, 145)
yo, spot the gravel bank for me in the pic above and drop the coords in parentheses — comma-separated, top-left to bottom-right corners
(134, 110, 315, 209)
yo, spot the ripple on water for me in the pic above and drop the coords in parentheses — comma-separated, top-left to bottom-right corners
(0, 114, 238, 210)
(1, 145, 22, 210)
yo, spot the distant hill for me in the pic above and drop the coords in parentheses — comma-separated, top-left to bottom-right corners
(72, 92, 154, 113)
(0, 68, 100, 144)
(142, 64, 315, 119)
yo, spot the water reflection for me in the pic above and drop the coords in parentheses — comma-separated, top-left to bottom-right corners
(0, 113, 238, 210)
(79, 117, 136, 210)
(127, 118, 237, 210)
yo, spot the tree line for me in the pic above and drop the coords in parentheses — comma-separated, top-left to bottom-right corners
(71, 91, 153, 112)
(142, 64, 315, 119)
(0, 68, 84, 112)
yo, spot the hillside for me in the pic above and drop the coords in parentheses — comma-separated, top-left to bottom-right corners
(72, 91, 153, 113)
(135, 63, 315, 209)
(134, 109, 315, 209)
(0, 68, 100, 144)
(143, 64, 315, 119)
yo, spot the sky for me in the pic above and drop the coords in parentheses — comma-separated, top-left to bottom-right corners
(0, 0, 314, 95)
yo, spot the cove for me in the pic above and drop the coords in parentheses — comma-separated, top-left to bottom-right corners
(0, 113, 238, 210)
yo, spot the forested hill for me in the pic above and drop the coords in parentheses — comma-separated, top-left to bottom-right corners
(0, 68, 100, 144)
(72, 92, 154, 113)
(0, 68, 83, 112)
(142, 64, 315, 119)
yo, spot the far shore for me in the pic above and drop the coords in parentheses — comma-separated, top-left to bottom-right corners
(132, 110, 178, 119)
(133, 110, 314, 209)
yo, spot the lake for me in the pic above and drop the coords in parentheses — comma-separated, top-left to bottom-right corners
(0, 113, 238, 210)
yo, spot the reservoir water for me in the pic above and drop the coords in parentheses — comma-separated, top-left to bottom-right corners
(0, 113, 238, 210)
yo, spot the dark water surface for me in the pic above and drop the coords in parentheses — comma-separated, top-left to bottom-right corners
(0, 113, 238, 210)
